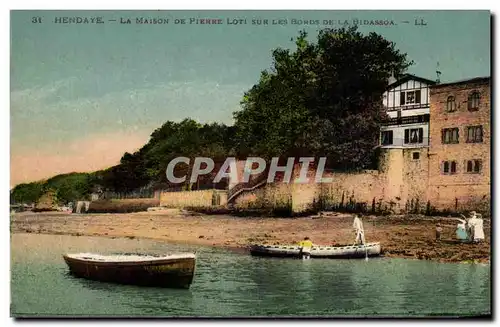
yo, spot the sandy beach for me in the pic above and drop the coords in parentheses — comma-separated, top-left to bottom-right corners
(10, 210, 490, 263)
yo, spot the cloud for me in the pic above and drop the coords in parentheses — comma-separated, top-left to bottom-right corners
(11, 78, 248, 149)
(10, 77, 251, 186)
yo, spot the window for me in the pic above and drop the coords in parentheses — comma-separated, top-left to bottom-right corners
(446, 96, 456, 112)
(404, 128, 424, 144)
(406, 91, 416, 104)
(442, 128, 459, 144)
(468, 91, 480, 111)
(381, 130, 393, 145)
(400, 90, 421, 105)
(451, 161, 457, 173)
(466, 160, 482, 173)
(442, 160, 457, 175)
(466, 126, 483, 143)
(412, 152, 420, 160)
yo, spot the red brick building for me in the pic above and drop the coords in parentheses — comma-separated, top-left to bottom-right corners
(428, 77, 491, 212)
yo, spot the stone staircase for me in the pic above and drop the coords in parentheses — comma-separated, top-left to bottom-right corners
(227, 166, 270, 204)
(227, 164, 292, 204)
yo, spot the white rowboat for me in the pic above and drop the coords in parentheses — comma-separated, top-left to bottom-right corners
(249, 242, 381, 259)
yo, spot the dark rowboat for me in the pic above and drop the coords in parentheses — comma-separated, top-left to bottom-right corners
(63, 252, 196, 289)
(249, 242, 381, 259)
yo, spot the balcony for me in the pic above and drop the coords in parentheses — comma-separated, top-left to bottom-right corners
(386, 103, 430, 112)
(382, 114, 430, 127)
(380, 137, 430, 148)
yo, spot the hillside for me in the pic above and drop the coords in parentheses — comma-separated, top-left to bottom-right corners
(11, 119, 236, 205)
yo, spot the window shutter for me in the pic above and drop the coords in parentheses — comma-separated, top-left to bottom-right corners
(415, 90, 421, 104)
(404, 129, 409, 144)
(418, 128, 423, 143)
(389, 131, 393, 144)
(447, 96, 454, 112)
(400, 92, 405, 105)
(451, 161, 456, 173)
(474, 93, 480, 108)
(477, 126, 483, 142)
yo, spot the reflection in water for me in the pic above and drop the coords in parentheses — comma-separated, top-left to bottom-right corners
(11, 234, 491, 317)
(245, 257, 360, 316)
(70, 277, 196, 316)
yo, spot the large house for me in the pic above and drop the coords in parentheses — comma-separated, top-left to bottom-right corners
(427, 76, 491, 210)
(380, 74, 437, 148)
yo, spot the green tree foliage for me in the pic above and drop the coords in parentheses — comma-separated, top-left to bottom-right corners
(45, 173, 93, 204)
(233, 26, 413, 169)
(97, 119, 236, 192)
(10, 173, 92, 205)
(10, 182, 44, 204)
(11, 27, 413, 203)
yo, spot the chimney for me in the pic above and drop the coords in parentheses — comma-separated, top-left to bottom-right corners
(436, 62, 442, 84)
(388, 72, 397, 85)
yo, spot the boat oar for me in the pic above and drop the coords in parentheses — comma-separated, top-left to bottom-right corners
(362, 232, 368, 261)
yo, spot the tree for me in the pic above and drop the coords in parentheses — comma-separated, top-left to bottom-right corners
(46, 173, 93, 203)
(11, 173, 94, 205)
(96, 119, 236, 192)
(233, 26, 413, 170)
(10, 182, 44, 204)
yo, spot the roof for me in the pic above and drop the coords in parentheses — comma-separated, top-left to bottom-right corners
(430, 76, 491, 88)
(387, 73, 437, 90)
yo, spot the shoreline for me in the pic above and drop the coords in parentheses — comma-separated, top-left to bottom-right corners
(11, 231, 489, 265)
(10, 210, 490, 264)
(11, 231, 251, 256)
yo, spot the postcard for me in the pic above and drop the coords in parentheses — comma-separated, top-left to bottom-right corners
(10, 9, 491, 318)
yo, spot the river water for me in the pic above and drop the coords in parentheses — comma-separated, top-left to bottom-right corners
(10, 233, 490, 318)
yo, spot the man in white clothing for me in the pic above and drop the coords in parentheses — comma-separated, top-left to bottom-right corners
(353, 214, 366, 245)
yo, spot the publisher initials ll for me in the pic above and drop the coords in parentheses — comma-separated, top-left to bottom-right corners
(415, 18, 427, 26)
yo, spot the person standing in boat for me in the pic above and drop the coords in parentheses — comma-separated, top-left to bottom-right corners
(353, 215, 366, 245)
(298, 237, 313, 260)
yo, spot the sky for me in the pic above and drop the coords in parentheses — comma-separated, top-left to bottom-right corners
(10, 10, 491, 187)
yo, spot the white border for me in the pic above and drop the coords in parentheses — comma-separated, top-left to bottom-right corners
(3, 1, 499, 10)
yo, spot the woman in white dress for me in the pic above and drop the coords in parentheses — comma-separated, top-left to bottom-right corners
(464, 211, 485, 243)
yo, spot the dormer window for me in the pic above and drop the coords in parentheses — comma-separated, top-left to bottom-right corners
(468, 91, 480, 111)
(400, 90, 421, 105)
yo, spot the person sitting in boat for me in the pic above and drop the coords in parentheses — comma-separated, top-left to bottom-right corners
(298, 237, 313, 260)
